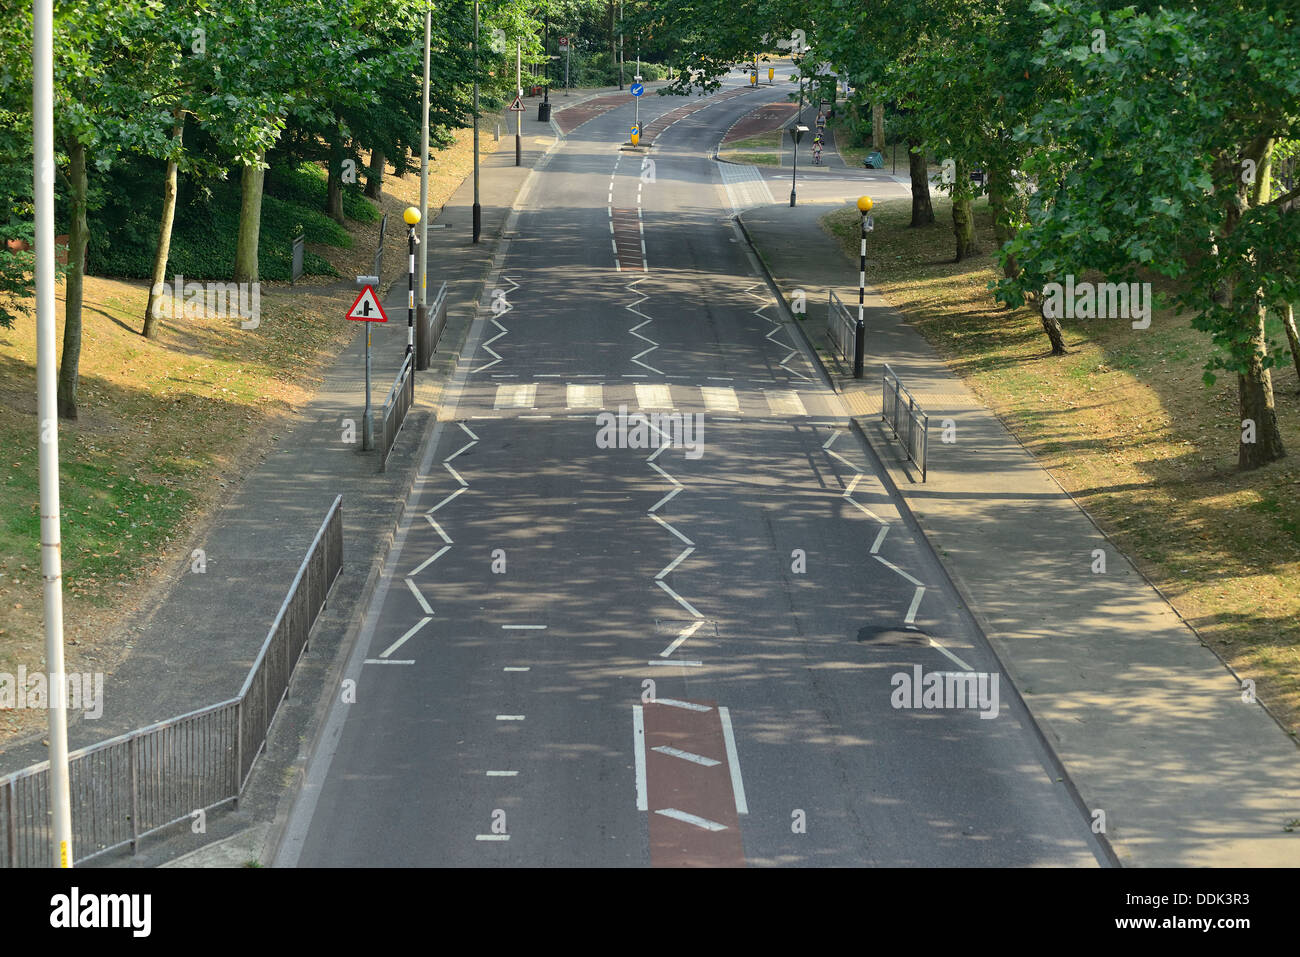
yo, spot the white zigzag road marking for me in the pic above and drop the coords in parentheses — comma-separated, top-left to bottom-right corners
(745, 282, 812, 380)
(626, 277, 663, 374)
(824, 429, 926, 625)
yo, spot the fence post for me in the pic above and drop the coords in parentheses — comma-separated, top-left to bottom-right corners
(234, 698, 243, 808)
(4, 778, 15, 868)
(129, 734, 139, 854)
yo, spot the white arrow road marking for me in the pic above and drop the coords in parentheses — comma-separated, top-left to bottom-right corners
(652, 745, 721, 767)
(652, 698, 712, 712)
(654, 808, 727, 831)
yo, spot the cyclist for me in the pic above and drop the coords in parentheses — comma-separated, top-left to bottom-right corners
(811, 134, 823, 165)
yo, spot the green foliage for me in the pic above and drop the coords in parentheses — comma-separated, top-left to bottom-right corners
(88, 168, 342, 281)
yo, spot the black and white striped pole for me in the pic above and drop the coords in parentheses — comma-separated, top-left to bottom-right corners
(855, 195, 873, 379)
(403, 206, 421, 376)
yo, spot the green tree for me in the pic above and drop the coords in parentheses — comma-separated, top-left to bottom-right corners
(997, 1, 1300, 468)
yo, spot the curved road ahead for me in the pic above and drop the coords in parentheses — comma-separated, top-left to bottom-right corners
(277, 75, 1108, 868)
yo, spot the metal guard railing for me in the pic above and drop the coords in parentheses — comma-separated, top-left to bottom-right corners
(882, 364, 929, 482)
(1, 495, 343, 867)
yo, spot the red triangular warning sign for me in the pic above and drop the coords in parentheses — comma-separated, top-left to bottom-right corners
(347, 285, 388, 322)
(508, 95, 524, 112)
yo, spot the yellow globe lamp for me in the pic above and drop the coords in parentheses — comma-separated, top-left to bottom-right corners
(403, 206, 421, 226)
(856, 195, 873, 214)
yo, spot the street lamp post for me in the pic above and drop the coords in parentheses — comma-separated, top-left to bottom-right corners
(417, 4, 430, 327)
(472, 0, 481, 242)
(618, 0, 624, 89)
(515, 40, 522, 167)
(32, 0, 74, 869)
(790, 68, 805, 207)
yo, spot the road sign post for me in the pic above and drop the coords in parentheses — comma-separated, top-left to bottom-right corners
(516, 41, 522, 167)
(348, 280, 389, 451)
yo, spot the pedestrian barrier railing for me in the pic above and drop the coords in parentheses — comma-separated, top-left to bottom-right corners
(881, 364, 929, 482)
(827, 290, 865, 377)
(0, 496, 343, 868)
(379, 353, 414, 472)
(416, 280, 448, 371)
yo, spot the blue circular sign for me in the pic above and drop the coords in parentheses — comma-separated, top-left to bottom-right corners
(630, 83, 644, 97)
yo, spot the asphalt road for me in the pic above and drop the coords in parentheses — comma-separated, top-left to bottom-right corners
(278, 77, 1108, 867)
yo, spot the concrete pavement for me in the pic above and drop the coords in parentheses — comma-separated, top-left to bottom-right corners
(736, 182, 1300, 866)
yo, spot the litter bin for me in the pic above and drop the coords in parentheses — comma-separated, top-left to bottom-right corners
(538, 101, 551, 122)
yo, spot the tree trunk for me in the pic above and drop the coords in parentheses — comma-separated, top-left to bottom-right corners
(233, 154, 265, 284)
(1039, 300, 1068, 356)
(872, 102, 884, 151)
(951, 163, 975, 262)
(986, 164, 1020, 279)
(907, 140, 933, 227)
(364, 147, 385, 199)
(57, 138, 89, 420)
(326, 117, 346, 224)
(1281, 303, 1300, 393)
(1238, 303, 1286, 468)
(143, 112, 183, 339)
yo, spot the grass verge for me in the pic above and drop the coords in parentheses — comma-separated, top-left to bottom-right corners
(823, 196, 1300, 736)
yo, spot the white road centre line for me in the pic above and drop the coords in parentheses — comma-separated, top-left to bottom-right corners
(502, 624, 547, 630)
(379, 615, 432, 658)
(929, 637, 975, 672)
(656, 579, 703, 619)
(873, 554, 923, 587)
(656, 545, 694, 580)
(718, 706, 749, 815)
(652, 698, 712, 712)
(409, 544, 451, 576)
(660, 619, 703, 657)
(486, 771, 519, 777)
(871, 525, 890, 554)
(654, 808, 727, 831)
(405, 578, 433, 615)
(503, 666, 531, 672)
(364, 659, 415, 665)
(475, 834, 510, 841)
(495, 715, 526, 721)
(633, 705, 648, 811)
(428, 486, 466, 513)
(647, 659, 703, 667)
(424, 515, 453, 543)
(905, 585, 926, 625)
(648, 512, 693, 546)
(651, 745, 721, 767)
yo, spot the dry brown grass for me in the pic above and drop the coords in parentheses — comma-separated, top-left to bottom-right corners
(0, 117, 508, 744)
(824, 198, 1300, 737)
